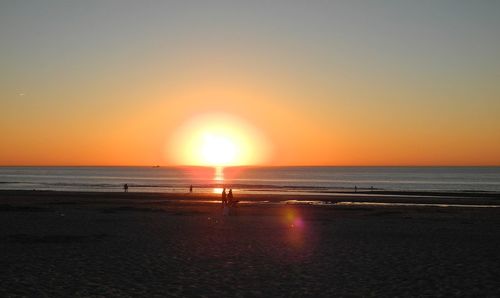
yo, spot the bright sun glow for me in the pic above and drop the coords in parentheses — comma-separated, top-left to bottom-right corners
(168, 113, 270, 166)
(201, 134, 236, 165)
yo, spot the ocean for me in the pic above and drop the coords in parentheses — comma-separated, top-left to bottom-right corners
(0, 166, 499, 194)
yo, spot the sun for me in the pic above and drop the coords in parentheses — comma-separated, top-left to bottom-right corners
(168, 113, 270, 166)
(200, 133, 237, 165)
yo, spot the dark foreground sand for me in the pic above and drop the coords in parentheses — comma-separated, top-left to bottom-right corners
(1, 190, 500, 297)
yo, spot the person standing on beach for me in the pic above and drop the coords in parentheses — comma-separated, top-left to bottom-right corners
(189, 185, 193, 193)
(221, 188, 227, 205)
(222, 188, 229, 216)
(124, 183, 129, 193)
(227, 189, 238, 215)
(228, 189, 234, 206)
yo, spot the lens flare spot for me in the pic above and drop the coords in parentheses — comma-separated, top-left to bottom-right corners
(284, 208, 304, 229)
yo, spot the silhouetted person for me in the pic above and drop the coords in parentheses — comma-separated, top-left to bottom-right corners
(221, 188, 227, 205)
(222, 188, 229, 216)
(124, 183, 129, 193)
(189, 185, 193, 193)
(228, 189, 234, 206)
(354, 185, 357, 193)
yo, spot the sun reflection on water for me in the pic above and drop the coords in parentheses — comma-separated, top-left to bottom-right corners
(213, 166, 224, 193)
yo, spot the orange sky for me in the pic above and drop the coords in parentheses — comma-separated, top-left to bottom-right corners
(1, 1, 500, 166)
(2, 74, 499, 166)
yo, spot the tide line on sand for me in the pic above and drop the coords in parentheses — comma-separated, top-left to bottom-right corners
(335, 201, 500, 208)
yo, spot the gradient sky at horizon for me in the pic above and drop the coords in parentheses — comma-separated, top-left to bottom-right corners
(1, 0, 500, 166)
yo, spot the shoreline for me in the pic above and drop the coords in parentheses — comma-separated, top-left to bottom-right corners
(1, 189, 500, 207)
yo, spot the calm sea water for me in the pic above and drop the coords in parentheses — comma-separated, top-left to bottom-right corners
(1, 166, 499, 194)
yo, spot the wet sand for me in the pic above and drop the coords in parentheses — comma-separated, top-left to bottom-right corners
(1, 190, 500, 297)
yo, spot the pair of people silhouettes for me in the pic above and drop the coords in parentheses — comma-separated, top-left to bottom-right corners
(221, 188, 235, 215)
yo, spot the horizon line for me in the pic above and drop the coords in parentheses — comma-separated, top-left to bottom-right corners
(1, 164, 499, 167)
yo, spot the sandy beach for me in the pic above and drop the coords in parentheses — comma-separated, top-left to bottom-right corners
(1, 190, 500, 297)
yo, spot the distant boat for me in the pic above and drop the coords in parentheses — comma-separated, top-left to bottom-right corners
(152, 165, 160, 168)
